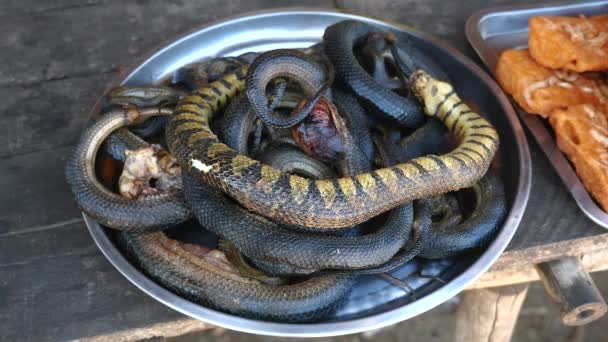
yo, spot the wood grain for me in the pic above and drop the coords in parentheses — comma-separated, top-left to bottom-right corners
(0, 222, 186, 342)
(454, 284, 529, 342)
(470, 246, 608, 289)
(0, 74, 114, 158)
(0, 146, 82, 235)
(0, 0, 332, 156)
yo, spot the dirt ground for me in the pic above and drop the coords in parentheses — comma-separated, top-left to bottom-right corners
(168, 271, 608, 342)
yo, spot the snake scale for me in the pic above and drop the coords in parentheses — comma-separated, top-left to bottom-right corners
(165, 67, 499, 230)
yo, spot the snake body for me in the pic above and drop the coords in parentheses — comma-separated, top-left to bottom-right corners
(246, 50, 332, 128)
(420, 172, 506, 259)
(245, 198, 428, 277)
(220, 91, 302, 155)
(104, 86, 181, 138)
(323, 20, 424, 127)
(386, 118, 448, 163)
(102, 85, 183, 161)
(258, 144, 335, 179)
(237, 138, 419, 277)
(183, 172, 413, 270)
(120, 230, 353, 321)
(104, 128, 148, 162)
(66, 107, 190, 231)
(332, 88, 375, 163)
(165, 66, 499, 230)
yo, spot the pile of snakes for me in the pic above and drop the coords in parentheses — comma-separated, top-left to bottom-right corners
(66, 20, 506, 322)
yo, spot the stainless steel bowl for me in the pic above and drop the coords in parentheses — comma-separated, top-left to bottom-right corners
(84, 9, 531, 337)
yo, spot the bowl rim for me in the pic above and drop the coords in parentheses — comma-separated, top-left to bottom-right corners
(84, 8, 532, 337)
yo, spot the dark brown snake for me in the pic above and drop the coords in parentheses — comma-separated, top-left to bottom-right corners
(165, 67, 499, 230)
(119, 230, 354, 322)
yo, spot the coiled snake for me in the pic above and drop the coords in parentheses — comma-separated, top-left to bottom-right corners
(165, 67, 499, 229)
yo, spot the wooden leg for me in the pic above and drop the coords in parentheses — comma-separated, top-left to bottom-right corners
(454, 284, 529, 342)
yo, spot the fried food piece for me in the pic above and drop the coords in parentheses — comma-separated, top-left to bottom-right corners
(549, 104, 608, 211)
(529, 15, 608, 72)
(496, 49, 606, 117)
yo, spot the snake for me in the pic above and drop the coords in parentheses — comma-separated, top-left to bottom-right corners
(244, 197, 428, 277)
(119, 230, 354, 321)
(358, 32, 403, 91)
(102, 85, 183, 165)
(165, 61, 499, 230)
(383, 118, 448, 164)
(219, 239, 287, 286)
(188, 85, 416, 269)
(104, 127, 149, 162)
(420, 171, 506, 259)
(102, 85, 183, 162)
(103, 86, 181, 138)
(182, 143, 414, 270)
(332, 87, 375, 162)
(245, 49, 333, 128)
(238, 142, 421, 277)
(219, 91, 302, 155)
(171, 55, 256, 91)
(257, 144, 336, 179)
(323, 21, 425, 127)
(65, 106, 191, 231)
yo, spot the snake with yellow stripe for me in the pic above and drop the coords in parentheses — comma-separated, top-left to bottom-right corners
(165, 63, 499, 230)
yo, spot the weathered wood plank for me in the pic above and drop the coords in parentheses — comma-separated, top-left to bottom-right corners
(0, 145, 83, 235)
(0, 222, 185, 342)
(499, 232, 608, 271)
(470, 245, 608, 289)
(0, 75, 113, 158)
(0, 0, 333, 87)
(0, 0, 103, 16)
(454, 284, 529, 342)
(82, 319, 215, 342)
(0, 0, 333, 157)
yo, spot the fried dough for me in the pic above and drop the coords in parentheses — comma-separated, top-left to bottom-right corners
(549, 104, 608, 211)
(529, 15, 608, 72)
(496, 49, 606, 117)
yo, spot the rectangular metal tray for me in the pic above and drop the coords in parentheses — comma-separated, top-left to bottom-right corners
(466, 0, 608, 229)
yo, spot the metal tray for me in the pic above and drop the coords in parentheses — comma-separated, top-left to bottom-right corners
(84, 9, 531, 337)
(466, 1, 608, 228)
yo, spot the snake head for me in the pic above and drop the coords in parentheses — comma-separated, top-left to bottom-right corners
(291, 96, 346, 162)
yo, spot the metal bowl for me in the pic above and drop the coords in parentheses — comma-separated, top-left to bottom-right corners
(84, 9, 531, 337)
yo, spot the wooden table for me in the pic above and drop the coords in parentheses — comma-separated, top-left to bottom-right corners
(2, 1, 607, 341)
